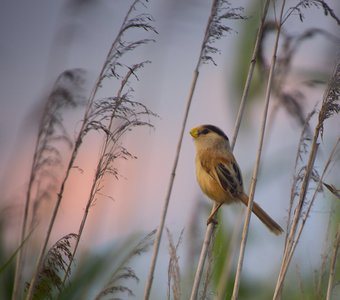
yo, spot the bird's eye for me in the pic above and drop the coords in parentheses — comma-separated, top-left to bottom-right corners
(200, 128, 210, 135)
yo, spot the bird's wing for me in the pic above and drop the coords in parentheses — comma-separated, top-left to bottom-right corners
(215, 156, 243, 197)
(200, 153, 243, 197)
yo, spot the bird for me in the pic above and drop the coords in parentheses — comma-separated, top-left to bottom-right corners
(190, 124, 283, 235)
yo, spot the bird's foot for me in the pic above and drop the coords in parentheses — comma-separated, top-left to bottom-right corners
(207, 216, 218, 226)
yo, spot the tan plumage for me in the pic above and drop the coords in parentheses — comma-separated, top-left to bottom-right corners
(190, 124, 283, 235)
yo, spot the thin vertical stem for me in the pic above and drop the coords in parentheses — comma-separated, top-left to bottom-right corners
(12, 144, 39, 300)
(317, 203, 335, 298)
(326, 224, 340, 300)
(144, 69, 200, 300)
(190, 215, 217, 300)
(231, 0, 271, 150)
(144, 0, 220, 297)
(231, 1, 286, 299)
(214, 213, 243, 300)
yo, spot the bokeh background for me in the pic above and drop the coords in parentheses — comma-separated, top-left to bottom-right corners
(1, 0, 339, 299)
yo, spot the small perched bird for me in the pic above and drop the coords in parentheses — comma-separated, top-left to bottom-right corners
(190, 124, 283, 235)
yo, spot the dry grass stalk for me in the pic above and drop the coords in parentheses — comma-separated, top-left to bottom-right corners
(62, 61, 156, 290)
(26, 60, 108, 300)
(144, 66, 198, 300)
(25, 233, 78, 299)
(190, 1, 271, 299)
(25, 1, 157, 298)
(200, 226, 217, 300)
(94, 230, 156, 300)
(231, 1, 288, 299)
(275, 137, 340, 299)
(282, 0, 340, 25)
(323, 183, 340, 200)
(214, 212, 243, 300)
(282, 107, 318, 251)
(61, 0, 156, 291)
(166, 228, 183, 300)
(145, 1, 245, 299)
(326, 224, 340, 300)
(0, 226, 35, 275)
(259, 5, 340, 129)
(231, 0, 271, 148)
(190, 222, 216, 300)
(12, 69, 86, 300)
(316, 200, 335, 298)
(212, 0, 270, 300)
(273, 56, 340, 299)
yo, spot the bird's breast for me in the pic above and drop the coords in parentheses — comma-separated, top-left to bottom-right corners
(195, 157, 236, 204)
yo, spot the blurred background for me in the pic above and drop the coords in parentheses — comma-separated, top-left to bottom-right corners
(0, 0, 339, 299)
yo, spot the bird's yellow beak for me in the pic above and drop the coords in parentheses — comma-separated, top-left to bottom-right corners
(190, 127, 199, 138)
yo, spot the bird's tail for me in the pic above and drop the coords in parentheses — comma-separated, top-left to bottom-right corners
(239, 194, 283, 235)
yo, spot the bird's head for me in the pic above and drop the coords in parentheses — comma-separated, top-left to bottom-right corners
(190, 124, 231, 151)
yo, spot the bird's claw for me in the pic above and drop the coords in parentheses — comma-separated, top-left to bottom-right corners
(207, 217, 218, 226)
